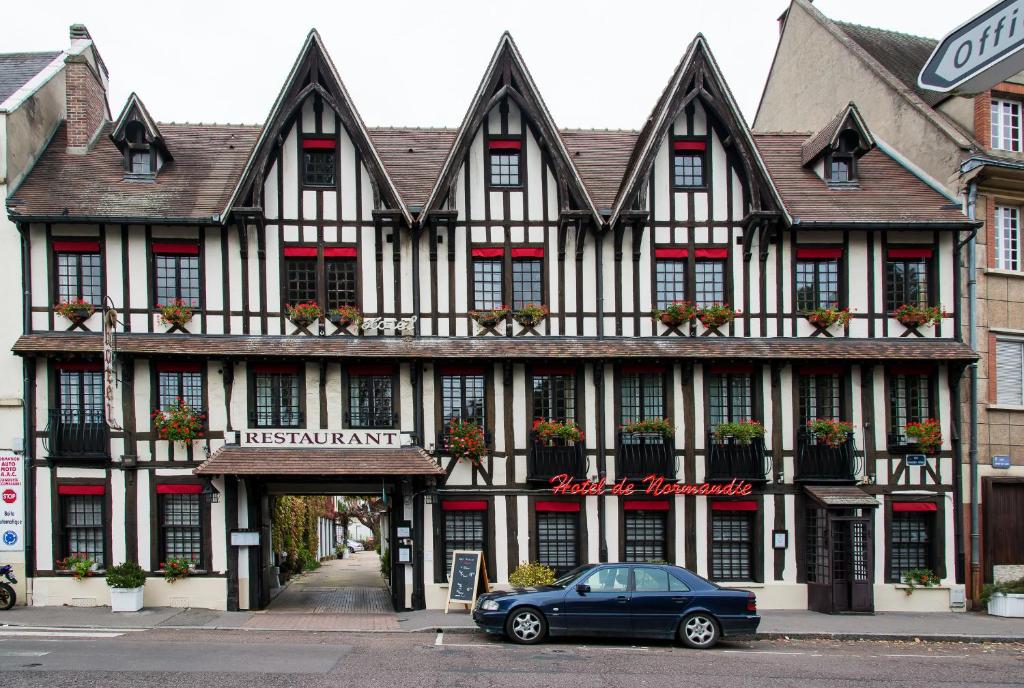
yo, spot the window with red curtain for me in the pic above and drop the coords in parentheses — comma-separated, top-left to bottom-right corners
(672, 140, 706, 188)
(888, 503, 936, 583)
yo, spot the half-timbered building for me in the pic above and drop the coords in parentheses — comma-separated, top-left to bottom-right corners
(6, 29, 977, 613)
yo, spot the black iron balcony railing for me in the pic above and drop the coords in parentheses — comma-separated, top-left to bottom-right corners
(796, 429, 861, 482)
(706, 433, 770, 482)
(528, 433, 586, 484)
(616, 432, 675, 481)
(44, 409, 110, 460)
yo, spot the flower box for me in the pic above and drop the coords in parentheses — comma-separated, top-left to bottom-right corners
(513, 304, 548, 328)
(470, 306, 510, 327)
(988, 593, 1024, 617)
(110, 586, 145, 612)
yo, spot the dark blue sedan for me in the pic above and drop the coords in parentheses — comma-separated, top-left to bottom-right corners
(472, 563, 758, 648)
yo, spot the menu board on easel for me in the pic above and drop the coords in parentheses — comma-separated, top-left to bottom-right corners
(445, 550, 489, 613)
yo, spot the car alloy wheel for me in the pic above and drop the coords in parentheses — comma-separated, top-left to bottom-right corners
(506, 608, 546, 644)
(680, 613, 719, 649)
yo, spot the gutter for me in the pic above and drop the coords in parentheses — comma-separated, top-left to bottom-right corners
(6, 213, 222, 226)
(791, 220, 980, 231)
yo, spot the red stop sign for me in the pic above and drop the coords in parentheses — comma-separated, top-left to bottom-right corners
(2, 490, 16, 504)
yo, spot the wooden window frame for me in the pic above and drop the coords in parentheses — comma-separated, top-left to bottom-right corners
(991, 97, 1023, 152)
(248, 367, 305, 429)
(707, 501, 763, 583)
(883, 499, 943, 584)
(52, 241, 104, 307)
(344, 369, 397, 429)
(670, 137, 708, 190)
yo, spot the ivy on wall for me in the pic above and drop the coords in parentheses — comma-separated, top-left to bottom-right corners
(272, 495, 332, 574)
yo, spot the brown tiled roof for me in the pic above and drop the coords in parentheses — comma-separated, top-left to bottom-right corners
(800, 109, 846, 166)
(368, 127, 456, 209)
(754, 133, 970, 225)
(194, 445, 444, 476)
(0, 52, 60, 106)
(561, 129, 639, 211)
(11, 332, 977, 361)
(834, 22, 943, 107)
(805, 485, 879, 508)
(8, 122, 260, 222)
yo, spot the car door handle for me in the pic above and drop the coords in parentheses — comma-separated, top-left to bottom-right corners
(671, 596, 691, 603)
(616, 595, 629, 603)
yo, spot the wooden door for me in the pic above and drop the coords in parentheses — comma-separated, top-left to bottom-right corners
(829, 515, 874, 614)
(986, 481, 1024, 581)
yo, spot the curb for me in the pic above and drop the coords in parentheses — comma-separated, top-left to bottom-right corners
(756, 631, 1024, 644)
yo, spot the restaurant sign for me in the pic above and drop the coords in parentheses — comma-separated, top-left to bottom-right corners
(238, 429, 405, 448)
(550, 474, 754, 497)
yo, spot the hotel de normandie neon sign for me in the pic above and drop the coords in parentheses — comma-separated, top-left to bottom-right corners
(549, 474, 754, 497)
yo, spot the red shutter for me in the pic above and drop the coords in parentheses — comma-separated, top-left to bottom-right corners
(655, 248, 688, 259)
(283, 246, 317, 258)
(511, 248, 544, 258)
(489, 139, 522, 150)
(711, 500, 757, 511)
(53, 240, 100, 253)
(892, 502, 937, 512)
(674, 141, 706, 151)
(536, 501, 580, 512)
(887, 247, 933, 259)
(442, 500, 488, 511)
(303, 138, 336, 150)
(324, 247, 357, 258)
(471, 248, 504, 258)
(695, 248, 728, 259)
(796, 247, 843, 259)
(58, 485, 105, 495)
(623, 500, 669, 511)
(155, 362, 202, 373)
(156, 484, 203, 495)
(152, 243, 199, 255)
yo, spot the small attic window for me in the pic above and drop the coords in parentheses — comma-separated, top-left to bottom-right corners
(826, 130, 861, 187)
(124, 121, 153, 176)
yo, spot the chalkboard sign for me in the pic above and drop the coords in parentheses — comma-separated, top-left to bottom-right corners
(445, 550, 489, 613)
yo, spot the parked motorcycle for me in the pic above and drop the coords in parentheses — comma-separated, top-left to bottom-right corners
(0, 565, 17, 610)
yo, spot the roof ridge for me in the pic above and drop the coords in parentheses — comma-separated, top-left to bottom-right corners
(368, 125, 459, 131)
(833, 19, 937, 45)
(560, 127, 640, 134)
(158, 121, 263, 128)
(0, 50, 62, 58)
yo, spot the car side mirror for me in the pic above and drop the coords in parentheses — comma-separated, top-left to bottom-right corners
(575, 583, 590, 594)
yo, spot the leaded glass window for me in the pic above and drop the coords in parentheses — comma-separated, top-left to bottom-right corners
(695, 259, 725, 307)
(303, 149, 336, 187)
(158, 370, 203, 412)
(444, 509, 485, 575)
(624, 510, 667, 563)
(711, 510, 753, 581)
(61, 494, 105, 567)
(512, 259, 543, 310)
(536, 511, 578, 574)
(253, 372, 301, 428)
(532, 374, 575, 423)
(285, 258, 318, 306)
(708, 373, 752, 428)
(886, 258, 929, 312)
(473, 259, 503, 310)
(655, 259, 686, 310)
(349, 375, 393, 428)
(489, 151, 520, 187)
(673, 151, 704, 187)
(889, 374, 931, 442)
(798, 374, 841, 425)
(160, 493, 202, 565)
(889, 510, 932, 582)
(57, 252, 102, 305)
(796, 259, 840, 312)
(326, 258, 357, 310)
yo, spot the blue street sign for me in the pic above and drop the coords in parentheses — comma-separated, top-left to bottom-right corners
(993, 454, 1011, 469)
(905, 454, 927, 466)
(2, 531, 17, 546)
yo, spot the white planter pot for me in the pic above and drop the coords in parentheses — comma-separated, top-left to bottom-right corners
(988, 593, 1024, 617)
(109, 586, 144, 612)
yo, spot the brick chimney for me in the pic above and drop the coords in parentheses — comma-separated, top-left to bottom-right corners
(65, 24, 109, 154)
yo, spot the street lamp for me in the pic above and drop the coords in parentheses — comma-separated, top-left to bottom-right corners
(201, 477, 220, 503)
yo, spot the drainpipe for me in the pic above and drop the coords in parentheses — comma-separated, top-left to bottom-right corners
(18, 223, 33, 580)
(594, 225, 608, 563)
(966, 181, 981, 603)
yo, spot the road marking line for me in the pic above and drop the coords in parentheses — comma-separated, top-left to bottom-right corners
(0, 626, 144, 633)
(722, 650, 807, 655)
(435, 632, 443, 646)
(0, 630, 124, 639)
(0, 651, 49, 657)
(882, 654, 968, 659)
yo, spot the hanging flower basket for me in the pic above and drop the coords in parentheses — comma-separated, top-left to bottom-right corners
(620, 418, 675, 439)
(55, 299, 96, 322)
(470, 305, 510, 327)
(652, 300, 698, 327)
(447, 418, 486, 466)
(893, 304, 945, 328)
(713, 420, 764, 446)
(904, 418, 941, 453)
(152, 399, 205, 446)
(513, 304, 548, 328)
(161, 557, 194, 583)
(697, 304, 736, 329)
(57, 554, 95, 580)
(533, 418, 584, 445)
(806, 418, 854, 447)
(158, 300, 194, 328)
(328, 304, 363, 328)
(286, 301, 323, 328)
(805, 306, 852, 329)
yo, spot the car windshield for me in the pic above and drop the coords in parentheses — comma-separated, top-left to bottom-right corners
(549, 565, 595, 588)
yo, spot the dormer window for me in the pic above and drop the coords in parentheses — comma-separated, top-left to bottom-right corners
(124, 121, 153, 176)
(488, 139, 521, 188)
(110, 94, 171, 181)
(672, 140, 707, 188)
(826, 130, 861, 187)
(801, 103, 874, 188)
(829, 156, 851, 183)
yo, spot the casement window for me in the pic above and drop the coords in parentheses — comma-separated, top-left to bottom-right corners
(471, 248, 544, 311)
(512, 257, 543, 310)
(349, 370, 394, 428)
(707, 371, 753, 428)
(996, 339, 1024, 406)
(653, 247, 727, 309)
(536, 503, 579, 574)
(472, 256, 503, 310)
(654, 256, 686, 309)
(57, 366, 103, 424)
(672, 140, 706, 188)
(888, 373, 932, 442)
(252, 367, 301, 428)
(695, 258, 726, 307)
(156, 363, 203, 412)
(488, 139, 521, 187)
(54, 241, 102, 305)
(623, 501, 668, 563)
(441, 372, 486, 430)
(798, 372, 841, 425)
(885, 248, 931, 312)
(157, 485, 203, 566)
(888, 502, 937, 583)
(996, 205, 1021, 271)
(283, 247, 357, 311)
(58, 486, 105, 568)
(795, 248, 842, 311)
(991, 98, 1023, 152)
(710, 501, 757, 581)
(442, 500, 486, 575)
(532, 372, 575, 423)
(302, 138, 337, 187)
(829, 156, 851, 183)
(153, 243, 200, 308)
(619, 372, 665, 425)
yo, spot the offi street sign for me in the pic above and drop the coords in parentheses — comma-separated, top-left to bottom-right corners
(919, 0, 1024, 94)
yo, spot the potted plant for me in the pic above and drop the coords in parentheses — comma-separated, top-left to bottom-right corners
(805, 305, 852, 330)
(105, 561, 146, 612)
(508, 561, 556, 589)
(286, 301, 323, 328)
(328, 304, 363, 328)
(806, 418, 854, 447)
(982, 576, 1024, 617)
(652, 300, 698, 327)
(513, 303, 548, 328)
(532, 418, 584, 445)
(151, 399, 205, 446)
(697, 303, 736, 329)
(158, 299, 194, 328)
(447, 418, 486, 466)
(713, 419, 765, 446)
(620, 417, 675, 439)
(55, 298, 96, 323)
(161, 556, 193, 583)
(893, 304, 945, 328)
(57, 554, 95, 580)
(901, 568, 941, 596)
(469, 305, 510, 327)
(904, 418, 941, 453)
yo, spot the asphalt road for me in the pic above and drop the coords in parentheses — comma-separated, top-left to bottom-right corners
(0, 628, 1018, 687)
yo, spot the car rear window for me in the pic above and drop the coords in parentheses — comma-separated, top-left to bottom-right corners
(635, 567, 690, 592)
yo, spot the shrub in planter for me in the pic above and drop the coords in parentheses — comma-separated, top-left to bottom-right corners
(651, 300, 698, 327)
(982, 576, 1024, 617)
(469, 305, 510, 327)
(158, 299, 194, 328)
(620, 418, 674, 439)
(161, 556, 193, 583)
(805, 306, 852, 329)
(713, 420, 765, 446)
(286, 301, 323, 327)
(806, 418, 854, 448)
(55, 298, 96, 322)
(328, 304, 363, 328)
(447, 418, 486, 466)
(697, 303, 736, 329)
(151, 400, 205, 446)
(513, 303, 548, 328)
(508, 562, 556, 589)
(533, 418, 584, 445)
(58, 554, 95, 580)
(904, 418, 942, 453)
(901, 568, 941, 595)
(105, 561, 146, 612)
(893, 304, 945, 328)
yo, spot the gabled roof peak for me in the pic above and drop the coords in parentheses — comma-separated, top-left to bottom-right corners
(110, 92, 171, 160)
(800, 101, 875, 166)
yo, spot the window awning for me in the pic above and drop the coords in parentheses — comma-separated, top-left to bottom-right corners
(193, 445, 445, 477)
(804, 485, 879, 508)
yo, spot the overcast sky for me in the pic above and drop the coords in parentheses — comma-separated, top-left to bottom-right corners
(6, 0, 989, 130)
